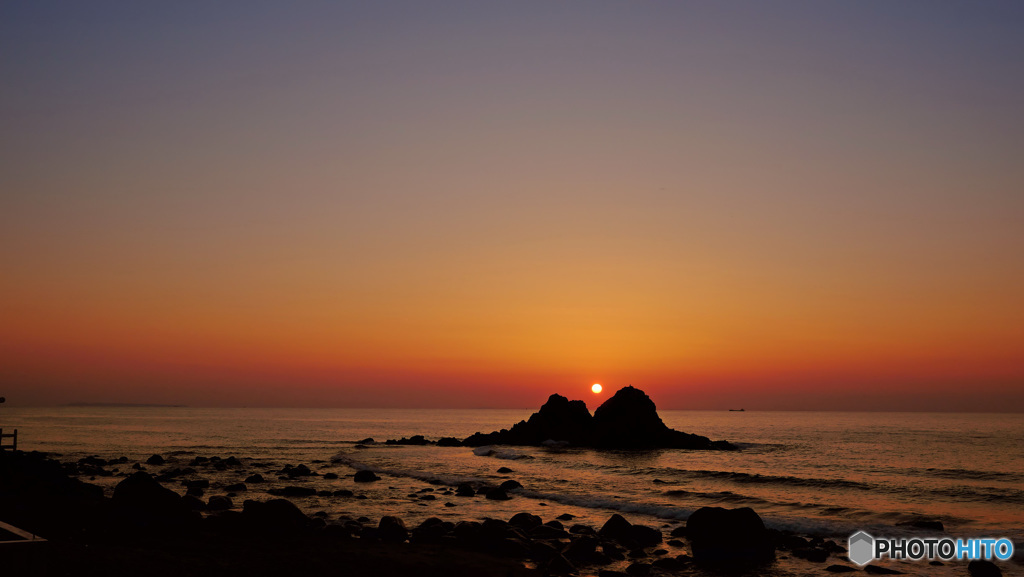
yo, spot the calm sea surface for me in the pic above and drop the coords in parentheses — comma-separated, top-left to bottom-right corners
(3, 407, 1022, 575)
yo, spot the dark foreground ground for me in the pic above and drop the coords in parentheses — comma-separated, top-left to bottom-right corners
(1, 450, 1012, 577)
(1, 450, 535, 577)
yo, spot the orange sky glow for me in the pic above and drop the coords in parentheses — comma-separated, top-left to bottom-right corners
(1, 3, 1022, 410)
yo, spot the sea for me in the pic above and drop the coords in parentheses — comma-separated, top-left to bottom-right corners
(3, 407, 1022, 576)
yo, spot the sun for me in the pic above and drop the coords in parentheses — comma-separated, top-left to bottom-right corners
(591, 383, 603, 394)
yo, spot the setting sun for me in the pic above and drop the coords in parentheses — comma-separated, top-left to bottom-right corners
(592, 383, 603, 394)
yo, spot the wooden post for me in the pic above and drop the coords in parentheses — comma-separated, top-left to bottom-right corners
(0, 428, 15, 451)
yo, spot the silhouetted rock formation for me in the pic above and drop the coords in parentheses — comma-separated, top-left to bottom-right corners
(463, 386, 736, 450)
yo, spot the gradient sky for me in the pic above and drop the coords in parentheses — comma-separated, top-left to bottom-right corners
(2, 2, 1022, 410)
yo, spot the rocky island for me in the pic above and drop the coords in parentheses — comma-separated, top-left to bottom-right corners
(462, 386, 737, 450)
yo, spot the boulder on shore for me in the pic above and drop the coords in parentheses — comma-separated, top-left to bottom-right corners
(686, 506, 774, 564)
(462, 386, 735, 450)
(111, 471, 198, 532)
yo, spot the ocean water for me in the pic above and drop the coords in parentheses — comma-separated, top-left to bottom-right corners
(3, 407, 1022, 575)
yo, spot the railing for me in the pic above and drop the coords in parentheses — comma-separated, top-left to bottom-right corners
(0, 428, 16, 451)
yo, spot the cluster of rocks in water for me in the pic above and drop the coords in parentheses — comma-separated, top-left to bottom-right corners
(370, 387, 736, 450)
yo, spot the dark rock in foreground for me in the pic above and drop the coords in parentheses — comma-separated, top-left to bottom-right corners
(463, 386, 736, 450)
(686, 506, 774, 564)
(968, 560, 1002, 577)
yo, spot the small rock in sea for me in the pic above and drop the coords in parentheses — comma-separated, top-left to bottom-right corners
(317, 490, 333, 497)
(444, 502, 456, 507)
(131, 463, 142, 470)
(323, 472, 338, 479)
(244, 473, 265, 483)
(146, 454, 165, 466)
(929, 560, 944, 566)
(652, 479, 668, 484)
(184, 479, 210, 489)
(556, 513, 574, 521)
(825, 565, 858, 573)
(385, 435, 429, 446)
(436, 437, 462, 447)
(497, 467, 513, 473)
(419, 495, 436, 501)
(485, 488, 511, 500)
(509, 512, 542, 530)
(313, 510, 328, 518)
(224, 483, 246, 492)
(357, 437, 375, 444)
(353, 470, 380, 482)
(280, 464, 314, 478)
(333, 489, 354, 497)
(455, 483, 475, 497)
(667, 539, 684, 547)
(186, 486, 204, 497)
(968, 560, 1001, 577)
(599, 514, 634, 541)
(355, 494, 367, 500)
(499, 479, 523, 491)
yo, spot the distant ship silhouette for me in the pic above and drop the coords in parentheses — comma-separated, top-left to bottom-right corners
(728, 408, 745, 412)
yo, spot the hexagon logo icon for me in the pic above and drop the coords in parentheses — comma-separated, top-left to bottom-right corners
(849, 531, 875, 566)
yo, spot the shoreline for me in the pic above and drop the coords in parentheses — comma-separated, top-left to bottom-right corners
(3, 448, 987, 577)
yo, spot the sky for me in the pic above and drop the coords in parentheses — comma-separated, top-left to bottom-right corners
(1, 2, 1022, 410)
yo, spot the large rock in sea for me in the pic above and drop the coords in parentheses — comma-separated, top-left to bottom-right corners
(463, 393, 594, 446)
(592, 386, 731, 449)
(686, 506, 774, 564)
(462, 386, 735, 450)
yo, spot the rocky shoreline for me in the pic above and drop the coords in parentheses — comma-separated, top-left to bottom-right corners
(0, 448, 939, 577)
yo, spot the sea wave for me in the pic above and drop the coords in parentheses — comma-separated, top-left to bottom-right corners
(914, 467, 1024, 483)
(647, 467, 876, 491)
